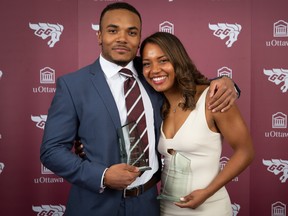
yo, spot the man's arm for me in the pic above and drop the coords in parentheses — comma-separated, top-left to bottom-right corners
(40, 77, 105, 193)
(208, 76, 240, 112)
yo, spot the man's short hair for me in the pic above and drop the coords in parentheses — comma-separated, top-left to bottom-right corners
(99, 2, 142, 30)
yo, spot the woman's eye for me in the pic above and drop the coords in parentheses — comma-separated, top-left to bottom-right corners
(142, 62, 150, 67)
(160, 59, 168, 64)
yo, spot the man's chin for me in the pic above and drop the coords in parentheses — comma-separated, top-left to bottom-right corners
(113, 59, 131, 67)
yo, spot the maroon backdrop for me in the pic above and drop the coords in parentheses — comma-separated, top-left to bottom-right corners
(0, 0, 287, 215)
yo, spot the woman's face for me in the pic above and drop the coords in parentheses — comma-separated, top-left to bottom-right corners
(142, 43, 176, 93)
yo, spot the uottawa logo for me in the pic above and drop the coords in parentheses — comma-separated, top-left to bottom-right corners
(31, 115, 47, 129)
(231, 203, 240, 216)
(272, 201, 286, 216)
(29, 23, 64, 48)
(160, 21, 174, 35)
(264, 68, 288, 93)
(32, 205, 65, 215)
(209, 23, 242, 47)
(263, 159, 288, 183)
(0, 162, 4, 174)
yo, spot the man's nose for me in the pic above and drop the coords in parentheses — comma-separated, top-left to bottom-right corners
(116, 31, 127, 42)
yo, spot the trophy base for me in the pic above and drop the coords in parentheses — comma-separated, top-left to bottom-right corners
(138, 166, 152, 172)
(157, 194, 181, 202)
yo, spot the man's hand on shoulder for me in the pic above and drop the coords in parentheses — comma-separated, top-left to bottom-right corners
(208, 76, 239, 112)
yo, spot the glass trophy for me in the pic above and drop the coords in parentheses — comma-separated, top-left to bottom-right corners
(157, 151, 192, 202)
(117, 121, 151, 172)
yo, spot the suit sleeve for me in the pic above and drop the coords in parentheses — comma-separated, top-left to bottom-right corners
(40, 76, 106, 193)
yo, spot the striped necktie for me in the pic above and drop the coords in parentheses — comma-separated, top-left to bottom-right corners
(119, 68, 149, 167)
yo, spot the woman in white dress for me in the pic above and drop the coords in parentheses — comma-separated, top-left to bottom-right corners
(140, 32, 254, 216)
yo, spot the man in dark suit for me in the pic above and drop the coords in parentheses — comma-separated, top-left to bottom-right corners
(40, 2, 238, 216)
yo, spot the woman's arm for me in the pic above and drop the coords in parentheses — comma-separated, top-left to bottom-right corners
(175, 102, 254, 209)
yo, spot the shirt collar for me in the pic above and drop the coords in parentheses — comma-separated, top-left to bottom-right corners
(99, 54, 137, 79)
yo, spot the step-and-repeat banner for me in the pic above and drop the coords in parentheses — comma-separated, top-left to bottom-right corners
(0, 0, 287, 215)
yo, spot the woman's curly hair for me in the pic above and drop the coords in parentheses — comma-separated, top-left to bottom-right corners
(140, 32, 210, 118)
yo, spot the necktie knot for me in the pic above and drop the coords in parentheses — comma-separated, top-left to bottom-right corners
(119, 68, 133, 78)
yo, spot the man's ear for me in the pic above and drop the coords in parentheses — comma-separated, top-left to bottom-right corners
(97, 31, 102, 46)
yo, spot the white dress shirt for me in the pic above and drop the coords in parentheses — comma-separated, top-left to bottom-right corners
(99, 55, 159, 188)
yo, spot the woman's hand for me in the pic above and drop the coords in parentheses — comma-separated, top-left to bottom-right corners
(174, 189, 210, 209)
(74, 140, 86, 158)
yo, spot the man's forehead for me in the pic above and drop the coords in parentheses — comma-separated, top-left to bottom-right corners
(102, 9, 141, 27)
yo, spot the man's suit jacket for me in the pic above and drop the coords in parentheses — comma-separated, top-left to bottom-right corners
(40, 57, 163, 215)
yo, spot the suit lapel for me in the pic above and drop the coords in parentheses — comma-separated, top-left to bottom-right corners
(89, 59, 121, 129)
(88, 58, 162, 138)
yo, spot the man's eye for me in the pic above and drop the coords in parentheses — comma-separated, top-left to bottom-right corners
(108, 29, 117, 34)
(129, 31, 137, 36)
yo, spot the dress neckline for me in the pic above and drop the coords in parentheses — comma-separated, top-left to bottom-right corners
(161, 87, 209, 140)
